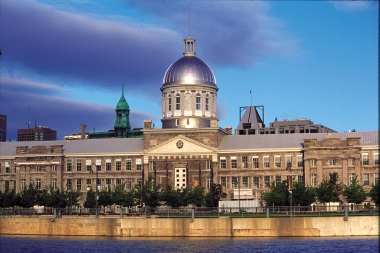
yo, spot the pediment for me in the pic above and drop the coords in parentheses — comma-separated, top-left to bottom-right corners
(145, 135, 217, 155)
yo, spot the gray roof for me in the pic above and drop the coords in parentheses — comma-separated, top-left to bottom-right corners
(0, 138, 144, 157)
(218, 131, 378, 151)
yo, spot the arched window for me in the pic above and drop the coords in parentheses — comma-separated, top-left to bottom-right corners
(168, 95, 172, 111)
(176, 94, 180, 110)
(205, 95, 209, 111)
(196, 94, 201, 110)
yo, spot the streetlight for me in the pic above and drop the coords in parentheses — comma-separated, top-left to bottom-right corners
(89, 166, 99, 218)
(286, 161, 292, 218)
(66, 181, 72, 215)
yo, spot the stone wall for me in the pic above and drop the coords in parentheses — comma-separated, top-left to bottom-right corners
(0, 216, 377, 237)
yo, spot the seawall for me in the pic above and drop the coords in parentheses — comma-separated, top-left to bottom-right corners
(0, 216, 378, 237)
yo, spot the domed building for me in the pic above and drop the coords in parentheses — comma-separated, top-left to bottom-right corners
(161, 37, 218, 129)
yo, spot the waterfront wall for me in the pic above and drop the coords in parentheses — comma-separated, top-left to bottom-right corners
(0, 216, 378, 237)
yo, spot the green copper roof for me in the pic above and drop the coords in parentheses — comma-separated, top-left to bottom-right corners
(116, 84, 129, 111)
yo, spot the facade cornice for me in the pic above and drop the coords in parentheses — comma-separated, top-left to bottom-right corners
(218, 148, 302, 154)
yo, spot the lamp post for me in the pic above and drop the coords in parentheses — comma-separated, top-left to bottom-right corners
(237, 178, 241, 214)
(89, 166, 99, 218)
(66, 181, 72, 216)
(286, 161, 292, 218)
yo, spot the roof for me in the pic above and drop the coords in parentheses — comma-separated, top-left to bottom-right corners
(218, 131, 378, 151)
(0, 138, 144, 157)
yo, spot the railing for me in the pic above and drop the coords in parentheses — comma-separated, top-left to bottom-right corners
(0, 205, 377, 218)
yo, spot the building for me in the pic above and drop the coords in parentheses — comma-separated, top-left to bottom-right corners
(0, 36, 378, 204)
(0, 114, 6, 142)
(17, 126, 57, 142)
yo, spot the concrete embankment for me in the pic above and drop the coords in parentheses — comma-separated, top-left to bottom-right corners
(0, 216, 377, 237)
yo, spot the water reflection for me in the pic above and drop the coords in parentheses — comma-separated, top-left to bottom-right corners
(0, 235, 378, 253)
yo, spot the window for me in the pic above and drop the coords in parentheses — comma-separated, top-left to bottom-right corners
(52, 165, 57, 172)
(20, 166, 26, 172)
(106, 159, 111, 171)
(363, 173, 369, 186)
(362, 153, 369, 165)
(96, 159, 101, 171)
(297, 155, 303, 167)
(86, 160, 92, 172)
(149, 161, 156, 171)
(348, 173, 356, 186)
(126, 178, 132, 190)
(206, 177, 211, 190)
(136, 158, 142, 170)
(231, 157, 237, 168)
(275, 156, 281, 168)
(242, 156, 248, 168)
(231, 177, 238, 189)
(67, 179, 72, 190)
(252, 157, 259, 168)
(205, 96, 209, 111)
(242, 176, 249, 188)
(116, 178, 122, 186)
(36, 165, 42, 172)
(106, 179, 111, 190)
(205, 160, 211, 170)
(4, 180, 9, 190)
(253, 176, 259, 188)
(297, 175, 304, 183)
(311, 174, 317, 186)
(126, 159, 132, 170)
(285, 156, 292, 168)
(374, 173, 379, 185)
(168, 95, 172, 111)
(263, 156, 270, 168)
(96, 179, 101, 190)
(220, 157, 226, 169)
(275, 175, 281, 185)
(374, 153, 379, 165)
(66, 160, 72, 171)
(36, 178, 41, 189)
(220, 177, 227, 188)
(116, 159, 121, 171)
(86, 179, 91, 188)
(176, 94, 180, 110)
(76, 160, 82, 171)
(176, 119, 179, 126)
(329, 159, 336, 166)
(76, 179, 82, 191)
(136, 178, 142, 186)
(196, 94, 201, 110)
(348, 158, 354, 166)
(310, 159, 316, 167)
(264, 176, 270, 187)
(21, 179, 26, 189)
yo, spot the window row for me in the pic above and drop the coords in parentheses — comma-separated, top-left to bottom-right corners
(309, 153, 379, 167)
(219, 155, 303, 169)
(65, 158, 142, 172)
(167, 93, 210, 112)
(219, 175, 304, 189)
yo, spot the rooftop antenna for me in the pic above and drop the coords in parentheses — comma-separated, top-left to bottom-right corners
(188, 3, 191, 37)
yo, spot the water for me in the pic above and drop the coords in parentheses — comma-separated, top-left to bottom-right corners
(0, 235, 378, 253)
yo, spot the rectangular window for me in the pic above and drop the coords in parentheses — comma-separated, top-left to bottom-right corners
(275, 175, 281, 184)
(231, 177, 238, 189)
(264, 176, 270, 187)
(363, 173, 369, 186)
(96, 159, 101, 171)
(66, 160, 72, 171)
(52, 165, 57, 172)
(116, 178, 122, 186)
(242, 176, 248, 188)
(329, 159, 336, 166)
(205, 160, 211, 170)
(374, 153, 379, 165)
(252, 157, 259, 168)
(348, 158, 354, 166)
(298, 175, 304, 183)
(126, 178, 132, 190)
(106, 159, 111, 171)
(126, 159, 132, 170)
(362, 153, 369, 165)
(77, 179, 82, 191)
(220, 177, 227, 188)
(20, 166, 26, 172)
(106, 178, 111, 190)
(149, 161, 155, 171)
(86, 160, 92, 172)
(311, 174, 317, 186)
(206, 177, 211, 190)
(96, 179, 101, 190)
(205, 97, 209, 111)
(242, 156, 248, 168)
(168, 97, 172, 111)
(86, 179, 91, 188)
(136, 158, 142, 170)
(231, 156, 237, 169)
(275, 156, 281, 168)
(374, 173, 379, 185)
(36, 178, 41, 189)
(4, 180, 9, 190)
(196, 95, 201, 110)
(175, 95, 180, 110)
(310, 159, 316, 167)
(297, 155, 303, 167)
(36, 165, 42, 172)
(67, 179, 72, 190)
(21, 179, 26, 189)
(348, 173, 356, 186)
(253, 176, 259, 188)
(136, 178, 142, 186)
(286, 155, 292, 167)
(116, 159, 121, 171)
(76, 160, 82, 171)
(220, 157, 226, 169)
(263, 156, 270, 168)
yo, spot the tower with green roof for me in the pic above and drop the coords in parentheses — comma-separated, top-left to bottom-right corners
(114, 84, 131, 137)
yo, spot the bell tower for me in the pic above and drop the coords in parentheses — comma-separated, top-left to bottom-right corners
(114, 84, 131, 137)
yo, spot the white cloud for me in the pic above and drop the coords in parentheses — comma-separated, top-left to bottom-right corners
(330, 1, 372, 12)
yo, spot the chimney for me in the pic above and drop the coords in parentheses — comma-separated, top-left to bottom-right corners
(224, 126, 232, 134)
(144, 120, 152, 129)
(80, 124, 86, 139)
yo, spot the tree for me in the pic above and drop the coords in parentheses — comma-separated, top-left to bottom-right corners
(2, 189, 18, 208)
(19, 183, 39, 208)
(44, 187, 67, 208)
(133, 176, 162, 208)
(343, 176, 367, 204)
(205, 184, 223, 207)
(291, 181, 316, 206)
(161, 185, 181, 207)
(112, 183, 134, 207)
(187, 186, 205, 207)
(316, 172, 342, 204)
(261, 182, 288, 206)
(98, 188, 113, 207)
(368, 183, 379, 205)
(84, 188, 96, 208)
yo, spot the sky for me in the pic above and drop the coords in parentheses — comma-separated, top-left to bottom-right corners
(1, 0, 378, 141)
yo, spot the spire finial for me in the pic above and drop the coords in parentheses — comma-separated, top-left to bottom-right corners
(122, 84, 124, 97)
(188, 3, 191, 37)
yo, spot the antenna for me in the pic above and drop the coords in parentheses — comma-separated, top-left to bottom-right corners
(188, 3, 191, 37)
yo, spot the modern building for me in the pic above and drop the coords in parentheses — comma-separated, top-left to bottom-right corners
(0, 36, 378, 204)
(0, 114, 6, 142)
(17, 126, 57, 142)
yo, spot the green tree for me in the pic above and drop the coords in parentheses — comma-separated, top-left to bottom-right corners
(19, 183, 39, 207)
(133, 176, 162, 208)
(261, 182, 288, 206)
(368, 183, 379, 205)
(44, 187, 67, 208)
(343, 176, 367, 204)
(2, 189, 18, 208)
(204, 184, 223, 207)
(112, 183, 134, 207)
(98, 188, 113, 207)
(291, 181, 316, 206)
(84, 188, 96, 208)
(161, 185, 181, 207)
(316, 172, 342, 204)
(187, 186, 205, 207)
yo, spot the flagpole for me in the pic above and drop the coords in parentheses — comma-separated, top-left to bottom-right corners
(250, 90, 252, 106)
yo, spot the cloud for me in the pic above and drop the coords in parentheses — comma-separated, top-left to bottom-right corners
(330, 1, 373, 12)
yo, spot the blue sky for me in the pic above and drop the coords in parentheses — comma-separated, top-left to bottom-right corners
(1, 0, 378, 141)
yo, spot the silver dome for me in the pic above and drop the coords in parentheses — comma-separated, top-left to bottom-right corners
(162, 56, 217, 87)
